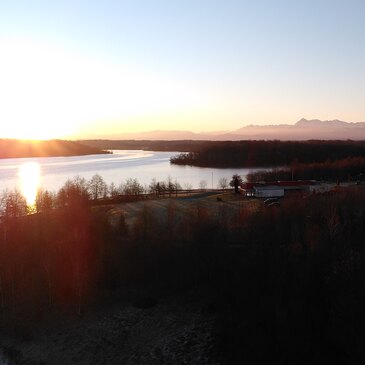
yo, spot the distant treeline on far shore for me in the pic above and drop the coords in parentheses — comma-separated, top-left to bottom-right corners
(5, 139, 365, 165)
(0, 139, 109, 159)
(79, 139, 207, 152)
(247, 156, 365, 183)
(169, 140, 365, 167)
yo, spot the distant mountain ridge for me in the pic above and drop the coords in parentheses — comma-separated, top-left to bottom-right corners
(94, 119, 365, 141)
(295, 118, 350, 128)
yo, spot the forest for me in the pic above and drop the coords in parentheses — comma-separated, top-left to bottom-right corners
(247, 156, 365, 183)
(79, 139, 206, 152)
(170, 140, 365, 167)
(1, 179, 365, 364)
(6, 139, 365, 170)
(0, 139, 108, 159)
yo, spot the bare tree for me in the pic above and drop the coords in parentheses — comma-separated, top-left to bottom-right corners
(36, 189, 55, 213)
(174, 180, 182, 197)
(218, 177, 229, 190)
(108, 182, 119, 198)
(199, 180, 208, 191)
(157, 181, 167, 197)
(122, 178, 133, 195)
(0, 189, 28, 218)
(184, 182, 193, 195)
(123, 178, 144, 195)
(88, 174, 107, 200)
(56, 176, 90, 207)
(166, 176, 175, 197)
(149, 178, 159, 196)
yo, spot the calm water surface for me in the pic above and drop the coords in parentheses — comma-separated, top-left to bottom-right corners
(0, 150, 264, 193)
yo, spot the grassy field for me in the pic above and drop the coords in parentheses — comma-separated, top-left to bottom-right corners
(105, 191, 260, 229)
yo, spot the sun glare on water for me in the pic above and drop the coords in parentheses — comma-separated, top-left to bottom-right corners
(18, 162, 41, 207)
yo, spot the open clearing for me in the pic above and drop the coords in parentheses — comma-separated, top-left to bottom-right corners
(104, 191, 260, 229)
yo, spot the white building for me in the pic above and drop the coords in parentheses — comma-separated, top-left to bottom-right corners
(253, 185, 285, 198)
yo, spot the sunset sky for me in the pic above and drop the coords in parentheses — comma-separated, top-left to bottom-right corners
(0, 0, 364, 139)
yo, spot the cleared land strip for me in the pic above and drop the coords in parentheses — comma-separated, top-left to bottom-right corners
(105, 192, 259, 229)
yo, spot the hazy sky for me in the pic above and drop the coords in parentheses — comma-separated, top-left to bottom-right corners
(0, 0, 364, 139)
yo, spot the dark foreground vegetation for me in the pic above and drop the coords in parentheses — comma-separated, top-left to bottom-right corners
(170, 140, 365, 167)
(1, 179, 365, 364)
(0, 139, 108, 159)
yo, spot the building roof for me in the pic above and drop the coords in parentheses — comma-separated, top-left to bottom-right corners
(241, 180, 318, 190)
(270, 180, 318, 187)
(254, 185, 284, 191)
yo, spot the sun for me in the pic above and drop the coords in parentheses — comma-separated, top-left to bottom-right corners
(0, 37, 207, 140)
(0, 38, 78, 140)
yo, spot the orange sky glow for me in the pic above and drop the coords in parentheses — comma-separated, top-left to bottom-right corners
(1, 1, 364, 140)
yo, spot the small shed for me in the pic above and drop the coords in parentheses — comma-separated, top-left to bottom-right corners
(309, 183, 332, 194)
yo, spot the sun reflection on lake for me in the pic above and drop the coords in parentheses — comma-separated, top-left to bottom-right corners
(18, 162, 41, 207)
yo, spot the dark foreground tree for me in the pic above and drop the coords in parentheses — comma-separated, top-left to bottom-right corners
(230, 174, 243, 193)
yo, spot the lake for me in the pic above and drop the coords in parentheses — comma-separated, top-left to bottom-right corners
(0, 150, 264, 194)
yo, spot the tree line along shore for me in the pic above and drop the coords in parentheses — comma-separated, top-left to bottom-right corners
(0, 139, 108, 159)
(80, 139, 365, 164)
(168, 140, 365, 183)
(1, 157, 364, 219)
(169, 140, 365, 167)
(3, 139, 365, 184)
(0, 174, 242, 218)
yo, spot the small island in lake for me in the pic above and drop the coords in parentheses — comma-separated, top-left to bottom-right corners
(0, 139, 110, 159)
